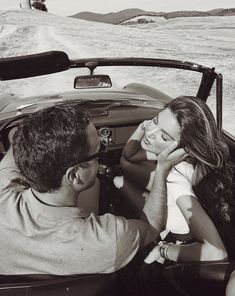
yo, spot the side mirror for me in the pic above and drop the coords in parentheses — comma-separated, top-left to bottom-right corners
(74, 75, 112, 89)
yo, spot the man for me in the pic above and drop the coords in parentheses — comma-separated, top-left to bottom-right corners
(0, 105, 185, 275)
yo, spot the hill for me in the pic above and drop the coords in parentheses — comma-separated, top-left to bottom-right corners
(70, 8, 235, 24)
(163, 8, 235, 19)
(71, 8, 162, 24)
(208, 8, 235, 16)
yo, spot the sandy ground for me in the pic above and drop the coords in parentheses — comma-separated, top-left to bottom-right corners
(0, 9, 234, 134)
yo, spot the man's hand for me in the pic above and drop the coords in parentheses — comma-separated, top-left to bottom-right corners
(157, 142, 188, 176)
(144, 245, 165, 264)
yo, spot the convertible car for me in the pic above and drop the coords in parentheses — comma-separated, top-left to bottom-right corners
(0, 51, 234, 296)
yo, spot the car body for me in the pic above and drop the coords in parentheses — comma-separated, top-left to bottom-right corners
(0, 51, 234, 296)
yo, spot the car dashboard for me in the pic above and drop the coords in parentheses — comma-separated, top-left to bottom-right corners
(94, 105, 158, 145)
(0, 100, 162, 159)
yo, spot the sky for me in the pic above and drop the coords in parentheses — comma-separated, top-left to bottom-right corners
(0, 0, 234, 16)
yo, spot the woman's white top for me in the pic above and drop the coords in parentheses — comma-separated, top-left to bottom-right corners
(114, 161, 196, 235)
(166, 161, 195, 234)
(146, 161, 195, 235)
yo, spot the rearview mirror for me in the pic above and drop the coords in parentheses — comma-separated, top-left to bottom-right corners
(74, 75, 112, 89)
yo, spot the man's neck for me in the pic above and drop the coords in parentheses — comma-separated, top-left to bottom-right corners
(31, 187, 78, 207)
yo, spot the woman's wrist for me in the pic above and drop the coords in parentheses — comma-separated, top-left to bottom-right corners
(158, 241, 173, 260)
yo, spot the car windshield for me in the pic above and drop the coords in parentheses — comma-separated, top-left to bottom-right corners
(0, 65, 200, 99)
(0, 63, 233, 136)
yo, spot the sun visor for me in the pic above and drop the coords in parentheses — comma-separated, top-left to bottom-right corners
(0, 51, 70, 80)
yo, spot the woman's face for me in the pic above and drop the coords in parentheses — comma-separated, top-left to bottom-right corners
(141, 108, 181, 155)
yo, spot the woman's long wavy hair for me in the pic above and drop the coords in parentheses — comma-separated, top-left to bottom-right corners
(166, 96, 234, 224)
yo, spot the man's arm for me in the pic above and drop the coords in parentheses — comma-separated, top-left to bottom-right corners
(0, 147, 27, 190)
(114, 143, 187, 261)
(142, 142, 187, 231)
(0, 147, 17, 170)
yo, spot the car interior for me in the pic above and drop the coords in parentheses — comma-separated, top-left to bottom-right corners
(0, 51, 235, 295)
(0, 98, 234, 296)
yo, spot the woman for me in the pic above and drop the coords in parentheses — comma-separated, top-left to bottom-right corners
(115, 96, 234, 263)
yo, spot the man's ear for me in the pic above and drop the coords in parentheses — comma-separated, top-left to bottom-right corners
(65, 165, 84, 185)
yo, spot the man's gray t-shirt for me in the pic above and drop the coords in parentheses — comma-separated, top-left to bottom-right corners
(0, 152, 145, 275)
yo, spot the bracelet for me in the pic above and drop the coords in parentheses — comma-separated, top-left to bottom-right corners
(158, 241, 168, 258)
(158, 241, 172, 260)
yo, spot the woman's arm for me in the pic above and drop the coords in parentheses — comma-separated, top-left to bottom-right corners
(169, 195, 227, 261)
(120, 156, 156, 189)
(122, 120, 154, 162)
(145, 195, 228, 263)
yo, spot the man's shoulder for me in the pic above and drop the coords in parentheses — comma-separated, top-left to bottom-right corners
(64, 213, 142, 272)
(78, 213, 142, 251)
(89, 213, 142, 270)
(0, 171, 29, 193)
(84, 213, 141, 238)
(0, 148, 28, 193)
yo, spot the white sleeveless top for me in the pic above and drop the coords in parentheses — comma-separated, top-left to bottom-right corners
(165, 161, 195, 234)
(146, 161, 195, 235)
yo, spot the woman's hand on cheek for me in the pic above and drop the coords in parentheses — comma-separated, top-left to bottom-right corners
(157, 142, 188, 174)
(146, 151, 158, 161)
(140, 120, 151, 131)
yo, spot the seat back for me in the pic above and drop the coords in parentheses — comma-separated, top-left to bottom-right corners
(0, 273, 119, 296)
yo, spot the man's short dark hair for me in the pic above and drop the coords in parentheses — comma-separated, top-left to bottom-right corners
(13, 105, 91, 193)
